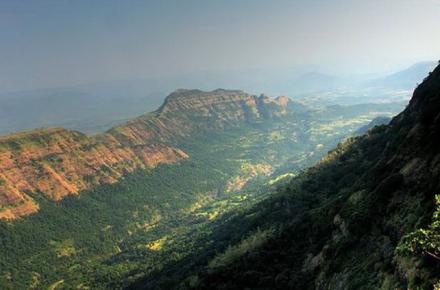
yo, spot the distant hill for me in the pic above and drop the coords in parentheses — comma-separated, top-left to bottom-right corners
(368, 61, 438, 90)
(354, 116, 391, 135)
(0, 80, 168, 135)
(273, 71, 343, 95)
(0, 62, 435, 135)
(292, 61, 438, 106)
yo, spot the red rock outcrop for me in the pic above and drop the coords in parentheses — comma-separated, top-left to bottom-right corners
(0, 89, 290, 219)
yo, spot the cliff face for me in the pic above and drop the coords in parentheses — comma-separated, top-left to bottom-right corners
(0, 89, 292, 220)
(0, 128, 186, 220)
(109, 89, 291, 145)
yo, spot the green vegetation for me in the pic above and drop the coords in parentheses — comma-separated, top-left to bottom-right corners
(141, 126, 439, 289)
(130, 66, 440, 290)
(397, 195, 440, 261)
(208, 228, 275, 270)
(0, 100, 403, 289)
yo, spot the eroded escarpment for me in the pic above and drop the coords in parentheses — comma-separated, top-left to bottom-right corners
(0, 89, 292, 219)
(0, 128, 187, 220)
(109, 89, 292, 145)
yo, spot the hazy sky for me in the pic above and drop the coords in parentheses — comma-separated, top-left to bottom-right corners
(0, 0, 439, 91)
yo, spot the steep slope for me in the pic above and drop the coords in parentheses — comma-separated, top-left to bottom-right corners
(108, 89, 292, 145)
(354, 116, 391, 135)
(0, 128, 186, 220)
(138, 64, 440, 289)
(0, 89, 292, 220)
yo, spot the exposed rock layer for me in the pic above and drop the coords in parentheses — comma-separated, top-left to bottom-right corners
(0, 89, 291, 219)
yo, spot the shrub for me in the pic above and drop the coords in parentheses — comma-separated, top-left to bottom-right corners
(396, 195, 440, 261)
(208, 227, 275, 269)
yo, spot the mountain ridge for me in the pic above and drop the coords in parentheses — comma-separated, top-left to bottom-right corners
(0, 89, 294, 220)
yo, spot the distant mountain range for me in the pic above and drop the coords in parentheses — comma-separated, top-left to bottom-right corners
(0, 61, 436, 135)
(368, 61, 438, 89)
(0, 80, 168, 135)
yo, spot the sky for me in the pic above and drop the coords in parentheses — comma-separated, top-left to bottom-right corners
(0, 0, 439, 92)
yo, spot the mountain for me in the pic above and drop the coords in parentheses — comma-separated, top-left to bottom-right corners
(0, 86, 404, 289)
(0, 89, 296, 220)
(0, 128, 186, 220)
(0, 81, 171, 135)
(109, 89, 293, 145)
(369, 61, 438, 90)
(273, 72, 343, 95)
(290, 62, 438, 106)
(354, 116, 391, 135)
(132, 65, 440, 289)
(1, 62, 431, 137)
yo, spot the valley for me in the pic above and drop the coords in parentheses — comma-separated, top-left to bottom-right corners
(0, 89, 401, 289)
(132, 64, 440, 290)
(2, 1, 439, 289)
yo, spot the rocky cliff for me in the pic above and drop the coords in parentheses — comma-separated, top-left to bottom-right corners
(0, 89, 292, 220)
(0, 128, 186, 220)
(108, 89, 291, 145)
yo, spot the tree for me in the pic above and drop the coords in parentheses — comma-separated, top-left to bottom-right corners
(396, 195, 440, 261)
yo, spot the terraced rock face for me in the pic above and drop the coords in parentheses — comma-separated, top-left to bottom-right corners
(0, 89, 292, 220)
(0, 128, 186, 220)
(108, 89, 292, 145)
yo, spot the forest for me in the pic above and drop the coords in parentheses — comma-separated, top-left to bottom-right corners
(0, 101, 400, 289)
